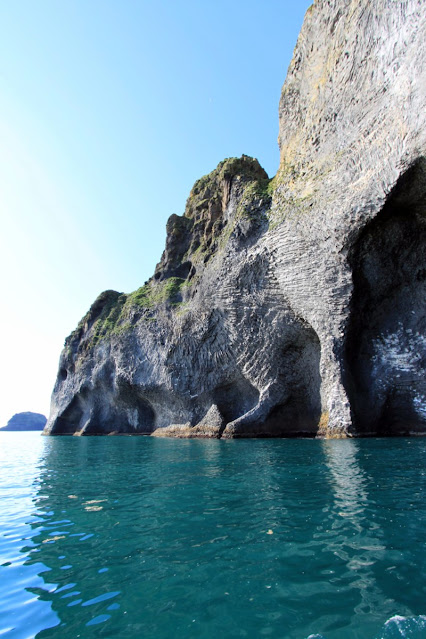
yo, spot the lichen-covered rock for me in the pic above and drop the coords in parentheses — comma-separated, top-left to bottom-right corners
(45, 0, 426, 438)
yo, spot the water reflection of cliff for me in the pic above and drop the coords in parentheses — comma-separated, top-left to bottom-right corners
(320, 439, 419, 635)
(355, 439, 426, 618)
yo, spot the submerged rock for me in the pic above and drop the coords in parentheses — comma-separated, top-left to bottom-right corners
(3, 412, 47, 431)
(45, 0, 426, 438)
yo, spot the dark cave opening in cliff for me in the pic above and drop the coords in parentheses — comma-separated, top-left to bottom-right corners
(76, 379, 157, 435)
(114, 381, 156, 434)
(213, 377, 260, 424)
(345, 158, 426, 435)
(261, 327, 322, 436)
(83, 399, 156, 435)
(262, 398, 320, 437)
(54, 395, 85, 434)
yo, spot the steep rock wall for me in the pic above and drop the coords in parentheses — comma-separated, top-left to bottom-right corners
(45, 0, 426, 438)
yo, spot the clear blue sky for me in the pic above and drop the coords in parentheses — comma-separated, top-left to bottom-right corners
(0, 0, 311, 426)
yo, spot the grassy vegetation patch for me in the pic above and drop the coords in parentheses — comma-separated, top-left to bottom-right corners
(91, 293, 128, 346)
(73, 277, 188, 351)
(122, 277, 186, 313)
(236, 177, 273, 220)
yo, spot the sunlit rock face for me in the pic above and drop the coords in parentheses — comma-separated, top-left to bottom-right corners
(45, 0, 426, 438)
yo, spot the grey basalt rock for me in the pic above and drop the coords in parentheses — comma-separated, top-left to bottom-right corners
(45, 0, 426, 438)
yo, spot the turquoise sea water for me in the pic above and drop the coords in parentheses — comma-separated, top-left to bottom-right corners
(1, 433, 426, 639)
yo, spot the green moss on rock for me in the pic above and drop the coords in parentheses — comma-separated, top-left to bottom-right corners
(66, 156, 272, 356)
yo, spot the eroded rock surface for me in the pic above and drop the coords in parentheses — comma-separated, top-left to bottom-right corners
(45, 0, 426, 438)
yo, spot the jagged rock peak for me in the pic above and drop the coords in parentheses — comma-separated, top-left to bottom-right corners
(154, 155, 270, 281)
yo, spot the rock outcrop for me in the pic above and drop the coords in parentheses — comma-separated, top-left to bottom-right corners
(45, 0, 426, 438)
(3, 412, 47, 431)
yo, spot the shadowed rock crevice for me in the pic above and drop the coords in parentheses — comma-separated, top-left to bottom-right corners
(213, 377, 260, 425)
(223, 321, 322, 438)
(85, 380, 157, 435)
(345, 160, 426, 434)
(54, 395, 85, 435)
(263, 329, 322, 437)
(77, 398, 156, 436)
(114, 379, 156, 433)
(56, 378, 158, 436)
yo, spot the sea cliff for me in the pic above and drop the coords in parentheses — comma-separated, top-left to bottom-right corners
(45, 0, 426, 438)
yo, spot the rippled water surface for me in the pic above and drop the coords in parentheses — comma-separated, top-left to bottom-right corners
(1, 433, 426, 639)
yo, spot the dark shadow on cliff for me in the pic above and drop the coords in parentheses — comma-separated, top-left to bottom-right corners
(261, 323, 322, 436)
(213, 377, 260, 424)
(84, 379, 156, 435)
(53, 394, 85, 435)
(345, 159, 426, 435)
(223, 319, 322, 437)
(53, 378, 156, 435)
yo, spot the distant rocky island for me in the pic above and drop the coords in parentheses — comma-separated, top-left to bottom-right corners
(3, 412, 47, 431)
(45, 0, 426, 439)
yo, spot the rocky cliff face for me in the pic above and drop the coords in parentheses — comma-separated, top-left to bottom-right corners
(45, 0, 426, 438)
